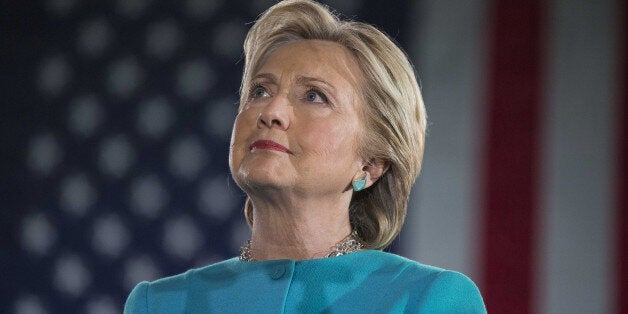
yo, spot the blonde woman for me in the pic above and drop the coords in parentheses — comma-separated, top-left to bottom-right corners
(125, 0, 486, 312)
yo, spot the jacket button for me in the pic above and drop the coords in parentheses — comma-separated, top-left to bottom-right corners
(271, 265, 285, 279)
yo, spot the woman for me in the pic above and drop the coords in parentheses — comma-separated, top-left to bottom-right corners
(125, 0, 486, 312)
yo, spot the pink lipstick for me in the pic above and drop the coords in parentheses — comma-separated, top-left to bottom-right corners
(250, 140, 291, 153)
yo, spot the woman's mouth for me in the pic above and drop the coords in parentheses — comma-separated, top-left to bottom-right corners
(250, 140, 291, 154)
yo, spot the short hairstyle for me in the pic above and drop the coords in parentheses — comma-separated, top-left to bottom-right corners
(238, 0, 427, 250)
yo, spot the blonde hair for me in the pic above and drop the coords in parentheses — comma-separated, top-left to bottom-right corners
(238, 0, 426, 250)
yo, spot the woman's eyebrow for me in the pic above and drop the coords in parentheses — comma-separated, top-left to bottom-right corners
(296, 76, 336, 93)
(252, 73, 277, 82)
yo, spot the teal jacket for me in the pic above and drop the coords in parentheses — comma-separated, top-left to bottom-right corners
(124, 250, 486, 313)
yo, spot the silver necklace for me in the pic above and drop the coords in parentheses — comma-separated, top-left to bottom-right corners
(239, 230, 363, 262)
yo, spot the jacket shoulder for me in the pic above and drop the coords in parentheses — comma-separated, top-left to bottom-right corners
(415, 269, 487, 313)
(364, 251, 486, 313)
(124, 258, 240, 313)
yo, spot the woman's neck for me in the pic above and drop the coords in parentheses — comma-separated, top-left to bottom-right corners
(247, 195, 353, 261)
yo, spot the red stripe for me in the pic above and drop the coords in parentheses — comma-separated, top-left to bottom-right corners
(617, 1, 628, 313)
(481, 1, 544, 313)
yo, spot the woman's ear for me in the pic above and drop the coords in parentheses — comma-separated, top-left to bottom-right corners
(362, 158, 389, 189)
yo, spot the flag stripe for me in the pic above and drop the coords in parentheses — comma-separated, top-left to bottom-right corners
(481, 1, 543, 312)
(406, 0, 486, 281)
(539, 0, 618, 312)
(407, 0, 622, 312)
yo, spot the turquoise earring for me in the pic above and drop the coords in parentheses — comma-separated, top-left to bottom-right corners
(352, 176, 367, 192)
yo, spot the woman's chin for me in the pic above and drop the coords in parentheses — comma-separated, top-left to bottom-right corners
(235, 165, 291, 192)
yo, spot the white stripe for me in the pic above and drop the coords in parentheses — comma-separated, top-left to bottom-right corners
(404, 0, 487, 282)
(539, 0, 619, 312)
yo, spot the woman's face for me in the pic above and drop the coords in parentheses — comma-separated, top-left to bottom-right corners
(229, 40, 365, 198)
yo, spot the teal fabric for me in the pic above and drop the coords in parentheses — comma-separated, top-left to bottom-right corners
(124, 250, 486, 313)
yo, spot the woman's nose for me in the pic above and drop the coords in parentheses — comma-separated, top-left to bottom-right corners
(257, 94, 290, 130)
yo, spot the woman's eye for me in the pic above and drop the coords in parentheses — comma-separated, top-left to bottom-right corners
(305, 90, 327, 103)
(250, 85, 269, 99)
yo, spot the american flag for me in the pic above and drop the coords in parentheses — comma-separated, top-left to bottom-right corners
(2, 0, 410, 313)
(1, 0, 626, 313)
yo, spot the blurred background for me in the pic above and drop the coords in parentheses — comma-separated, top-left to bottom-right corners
(1, 0, 625, 313)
